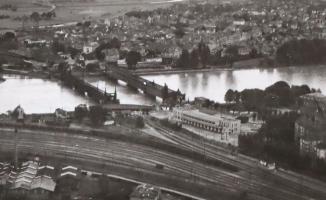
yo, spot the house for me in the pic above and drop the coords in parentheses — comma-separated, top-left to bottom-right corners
(83, 42, 99, 54)
(316, 143, 326, 159)
(238, 46, 251, 56)
(55, 108, 70, 120)
(24, 39, 47, 48)
(233, 19, 246, 26)
(130, 184, 161, 200)
(194, 97, 210, 107)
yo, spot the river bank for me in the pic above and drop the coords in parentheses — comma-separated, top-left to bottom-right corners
(134, 63, 326, 76)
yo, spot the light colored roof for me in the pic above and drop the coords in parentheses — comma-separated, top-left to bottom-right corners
(130, 184, 160, 199)
(30, 176, 56, 192)
(301, 93, 326, 101)
(182, 109, 239, 123)
(60, 171, 77, 177)
(62, 166, 78, 171)
(39, 165, 55, 170)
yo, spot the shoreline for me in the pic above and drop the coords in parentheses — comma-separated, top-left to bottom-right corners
(134, 64, 323, 76)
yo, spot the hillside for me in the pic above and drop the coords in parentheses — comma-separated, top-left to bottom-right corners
(0, 0, 179, 29)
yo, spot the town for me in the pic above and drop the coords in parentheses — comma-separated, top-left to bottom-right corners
(1, 0, 326, 200)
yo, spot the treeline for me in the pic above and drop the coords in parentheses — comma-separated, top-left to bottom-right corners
(224, 81, 315, 110)
(175, 43, 260, 69)
(239, 115, 326, 180)
(176, 42, 210, 68)
(0, 4, 17, 11)
(276, 39, 326, 65)
(0, 32, 18, 50)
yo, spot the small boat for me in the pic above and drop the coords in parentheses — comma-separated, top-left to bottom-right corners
(0, 76, 5, 82)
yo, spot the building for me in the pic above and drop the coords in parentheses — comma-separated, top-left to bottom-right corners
(10, 160, 56, 199)
(83, 42, 99, 54)
(173, 108, 241, 140)
(13, 105, 25, 122)
(24, 39, 47, 48)
(57, 165, 80, 192)
(295, 93, 326, 159)
(0, 162, 11, 185)
(130, 184, 161, 200)
(55, 108, 70, 120)
(193, 97, 210, 107)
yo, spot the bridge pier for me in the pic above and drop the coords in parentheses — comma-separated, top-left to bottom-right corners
(127, 83, 139, 91)
(143, 90, 156, 99)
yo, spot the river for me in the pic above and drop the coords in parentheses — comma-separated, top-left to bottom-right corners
(142, 66, 326, 103)
(1, 66, 326, 113)
(0, 75, 90, 114)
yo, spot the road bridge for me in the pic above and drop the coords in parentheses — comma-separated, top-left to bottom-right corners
(105, 66, 185, 105)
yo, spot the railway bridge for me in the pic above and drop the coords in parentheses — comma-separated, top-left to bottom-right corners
(60, 71, 119, 104)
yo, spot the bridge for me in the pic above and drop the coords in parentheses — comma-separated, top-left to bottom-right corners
(60, 71, 119, 104)
(105, 66, 185, 104)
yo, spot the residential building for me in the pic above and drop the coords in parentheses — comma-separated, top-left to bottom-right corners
(83, 42, 99, 54)
(55, 108, 70, 120)
(295, 93, 326, 159)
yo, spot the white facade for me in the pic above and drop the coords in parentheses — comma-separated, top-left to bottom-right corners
(317, 148, 326, 159)
(173, 108, 241, 138)
(83, 42, 99, 54)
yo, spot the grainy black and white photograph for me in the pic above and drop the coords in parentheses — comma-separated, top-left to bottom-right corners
(0, 0, 326, 199)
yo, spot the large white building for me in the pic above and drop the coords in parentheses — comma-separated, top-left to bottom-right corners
(173, 108, 241, 141)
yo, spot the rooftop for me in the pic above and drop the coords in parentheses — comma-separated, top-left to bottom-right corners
(181, 109, 239, 123)
(130, 184, 161, 200)
(301, 93, 326, 101)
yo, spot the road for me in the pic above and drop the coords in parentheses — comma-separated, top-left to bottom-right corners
(0, 125, 325, 200)
(145, 118, 326, 200)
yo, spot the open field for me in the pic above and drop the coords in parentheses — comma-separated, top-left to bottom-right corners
(0, 0, 187, 30)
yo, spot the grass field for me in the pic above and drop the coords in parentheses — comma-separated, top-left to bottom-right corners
(0, 0, 185, 30)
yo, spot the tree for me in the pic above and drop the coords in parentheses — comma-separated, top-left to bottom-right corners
(198, 42, 210, 67)
(225, 89, 235, 102)
(89, 106, 106, 126)
(74, 106, 88, 121)
(265, 81, 294, 106)
(135, 116, 145, 128)
(86, 63, 99, 72)
(190, 49, 199, 68)
(52, 39, 65, 53)
(3, 32, 15, 40)
(176, 49, 190, 68)
(126, 51, 141, 69)
(174, 27, 185, 38)
(110, 37, 121, 49)
(30, 12, 40, 27)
